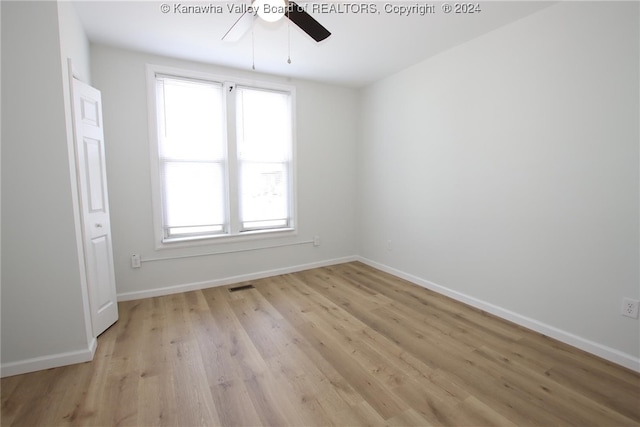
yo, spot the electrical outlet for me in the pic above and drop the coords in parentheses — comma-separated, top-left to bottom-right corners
(313, 235, 321, 247)
(131, 254, 141, 269)
(386, 240, 392, 251)
(621, 298, 639, 319)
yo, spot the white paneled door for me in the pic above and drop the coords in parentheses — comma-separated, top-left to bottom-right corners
(72, 78, 119, 336)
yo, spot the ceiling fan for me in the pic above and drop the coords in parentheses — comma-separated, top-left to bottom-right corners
(222, 0, 331, 43)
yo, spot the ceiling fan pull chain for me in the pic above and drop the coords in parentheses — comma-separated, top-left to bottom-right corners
(287, 20, 292, 64)
(251, 27, 256, 70)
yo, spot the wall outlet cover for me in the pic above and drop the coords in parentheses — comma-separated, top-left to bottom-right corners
(131, 254, 141, 269)
(621, 298, 639, 319)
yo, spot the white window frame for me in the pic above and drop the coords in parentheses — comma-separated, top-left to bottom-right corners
(146, 64, 297, 248)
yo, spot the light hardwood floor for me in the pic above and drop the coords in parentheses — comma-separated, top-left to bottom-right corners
(2, 262, 639, 426)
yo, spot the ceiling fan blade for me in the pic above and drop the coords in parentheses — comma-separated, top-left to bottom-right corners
(222, 11, 254, 41)
(287, 1, 331, 42)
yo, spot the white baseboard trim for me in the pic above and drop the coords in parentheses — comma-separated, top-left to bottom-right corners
(1, 337, 97, 378)
(357, 256, 640, 373)
(117, 255, 359, 302)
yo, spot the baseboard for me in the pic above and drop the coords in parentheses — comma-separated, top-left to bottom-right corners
(357, 256, 640, 373)
(1, 337, 97, 378)
(117, 255, 359, 301)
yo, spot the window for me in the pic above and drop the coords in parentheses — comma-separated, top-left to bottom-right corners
(236, 86, 292, 231)
(148, 66, 295, 244)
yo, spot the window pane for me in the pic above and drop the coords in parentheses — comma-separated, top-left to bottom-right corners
(158, 77, 225, 161)
(240, 162, 289, 228)
(167, 225, 224, 237)
(163, 161, 225, 234)
(236, 87, 291, 162)
(236, 86, 292, 230)
(243, 219, 288, 230)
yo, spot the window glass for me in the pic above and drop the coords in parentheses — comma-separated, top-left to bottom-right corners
(236, 87, 292, 231)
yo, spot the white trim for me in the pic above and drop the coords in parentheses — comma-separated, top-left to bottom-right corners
(357, 256, 640, 373)
(140, 239, 313, 263)
(1, 338, 97, 378)
(146, 63, 165, 249)
(117, 255, 358, 301)
(157, 227, 299, 250)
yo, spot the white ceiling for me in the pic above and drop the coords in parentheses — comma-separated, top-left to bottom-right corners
(74, 1, 553, 87)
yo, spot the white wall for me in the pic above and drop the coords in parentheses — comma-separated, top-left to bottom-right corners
(58, 1, 92, 84)
(90, 45, 359, 299)
(1, 1, 94, 375)
(358, 1, 639, 369)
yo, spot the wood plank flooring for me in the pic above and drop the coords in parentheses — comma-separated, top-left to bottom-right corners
(2, 261, 639, 426)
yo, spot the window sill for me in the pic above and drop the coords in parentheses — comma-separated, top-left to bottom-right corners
(156, 227, 297, 250)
